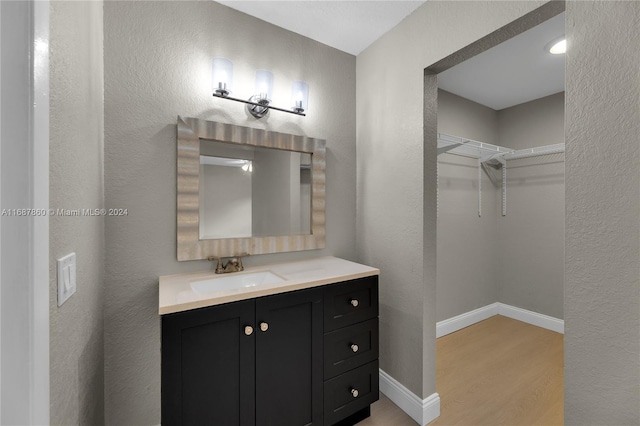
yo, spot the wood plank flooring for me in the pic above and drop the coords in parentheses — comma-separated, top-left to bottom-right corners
(359, 315, 564, 425)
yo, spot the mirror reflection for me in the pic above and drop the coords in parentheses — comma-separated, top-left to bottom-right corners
(199, 140, 312, 239)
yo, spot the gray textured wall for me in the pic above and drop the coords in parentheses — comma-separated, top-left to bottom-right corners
(564, 1, 639, 423)
(356, 0, 546, 399)
(436, 91, 564, 322)
(497, 92, 565, 319)
(48, 1, 638, 423)
(438, 90, 499, 145)
(103, 1, 356, 423)
(49, 1, 105, 424)
(436, 90, 500, 322)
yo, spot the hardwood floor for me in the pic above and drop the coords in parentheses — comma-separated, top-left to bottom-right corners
(433, 315, 563, 425)
(359, 315, 564, 425)
(358, 394, 417, 426)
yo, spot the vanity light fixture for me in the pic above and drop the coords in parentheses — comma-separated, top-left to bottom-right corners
(212, 57, 233, 96)
(545, 36, 566, 55)
(211, 57, 308, 118)
(291, 81, 309, 114)
(247, 70, 274, 118)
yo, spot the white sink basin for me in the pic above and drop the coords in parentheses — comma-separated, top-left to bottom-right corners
(191, 271, 285, 294)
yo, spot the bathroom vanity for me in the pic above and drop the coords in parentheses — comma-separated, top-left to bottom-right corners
(169, 119, 378, 424)
(159, 257, 379, 426)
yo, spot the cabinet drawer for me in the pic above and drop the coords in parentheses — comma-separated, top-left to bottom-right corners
(323, 360, 379, 426)
(324, 318, 378, 379)
(324, 276, 378, 332)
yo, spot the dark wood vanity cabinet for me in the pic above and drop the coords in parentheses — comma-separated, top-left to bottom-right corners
(162, 276, 378, 426)
(161, 299, 256, 426)
(323, 277, 379, 425)
(255, 288, 323, 426)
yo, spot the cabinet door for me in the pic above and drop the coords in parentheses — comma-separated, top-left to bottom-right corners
(255, 288, 323, 426)
(162, 300, 255, 426)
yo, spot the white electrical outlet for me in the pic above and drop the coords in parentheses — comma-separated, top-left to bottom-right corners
(57, 252, 77, 306)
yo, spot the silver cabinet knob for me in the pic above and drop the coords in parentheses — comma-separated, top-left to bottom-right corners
(260, 322, 269, 332)
(244, 325, 254, 336)
(350, 299, 359, 307)
(351, 388, 359, 398)
(351, 344, 359, 353)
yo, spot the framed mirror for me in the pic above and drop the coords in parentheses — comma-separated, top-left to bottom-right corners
(177, 116, 326, 261)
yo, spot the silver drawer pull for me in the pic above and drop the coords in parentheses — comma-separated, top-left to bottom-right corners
(351, 344, 359, 353)
(350, 299, 359, 307)
(260, 322, 269, 332)
(351, 388, 359, 398)
(244, 325, 254, 336)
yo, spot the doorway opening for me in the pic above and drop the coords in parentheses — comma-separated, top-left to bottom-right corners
(425, 2, 565, 423)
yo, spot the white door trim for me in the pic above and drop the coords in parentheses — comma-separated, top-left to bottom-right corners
(31, 1, 50, 422)
(0, 3, 3, 419)
(0, 0, 50, 423)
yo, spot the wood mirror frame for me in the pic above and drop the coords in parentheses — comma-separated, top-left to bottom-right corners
(177, 116, 326, 261)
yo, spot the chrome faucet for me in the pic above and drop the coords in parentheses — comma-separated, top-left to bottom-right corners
(208, 254, 249, 274)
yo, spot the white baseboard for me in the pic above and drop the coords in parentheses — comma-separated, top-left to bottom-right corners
(436, 303, 499, 337)
(496, 302, 564, 334)
(436, 302, 564, 337)
(379, 369, 440, 425)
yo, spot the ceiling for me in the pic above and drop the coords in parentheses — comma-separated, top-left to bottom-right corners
(217, 0, 426, 56)
(438, 13, 565, 110)
(217, 2, 564, 110)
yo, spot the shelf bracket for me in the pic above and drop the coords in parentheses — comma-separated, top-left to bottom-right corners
(436, 161, 439, 218)
(501, 160, 507, 216)
(478, 158, 482, 217)
(437, 143, 464, 156)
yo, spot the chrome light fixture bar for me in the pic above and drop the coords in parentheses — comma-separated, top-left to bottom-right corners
(212, 92, 307, 117)
(212, 57, 308, 118)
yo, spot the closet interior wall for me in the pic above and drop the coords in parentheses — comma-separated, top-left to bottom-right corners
(437, 90, 565, 322)
(496, 92, 565, 319)
(436, 90, 500, 322)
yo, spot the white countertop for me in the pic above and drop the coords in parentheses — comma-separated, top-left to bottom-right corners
(159, 256, 379, 315)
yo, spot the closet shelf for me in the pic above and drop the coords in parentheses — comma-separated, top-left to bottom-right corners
(437, 133, 565, 162)
(437, 133, 565, 217)
(437, 133, 513, 161)
(503, 143, 565, 160)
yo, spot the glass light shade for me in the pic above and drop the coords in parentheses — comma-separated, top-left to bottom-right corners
(212, 57, 233, 94)
(254, 70, 274, 101)
(291, 81, 309, 113)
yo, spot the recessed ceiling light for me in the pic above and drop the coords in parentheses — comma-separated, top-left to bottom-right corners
(546, 36, 566, 55)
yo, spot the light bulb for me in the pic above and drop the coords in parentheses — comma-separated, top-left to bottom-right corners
(546, 37, 566, 55)
(291, 81, 309, 113)
(549, 39, 566, 54)
(254, 70, 274, 101)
